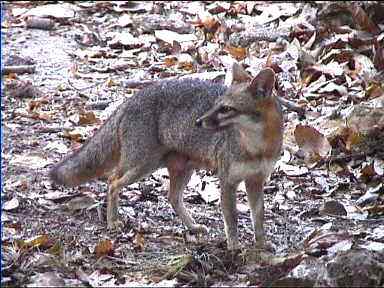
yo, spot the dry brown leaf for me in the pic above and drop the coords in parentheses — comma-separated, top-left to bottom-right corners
(360, 163, 376, 179)
(363, 204, 384, 216)
(345, 129, 362, 151)
(294, 124, 332, 159)
(224, 44, 247, 61)
(5, 72, 18, 80)
(207, 2, 230, 14)
(133, 231, 145, 252)
(348, 3, 380, 34)
(14, 110, 52, 122)
(95, 239, 113, 258)
(32, 111, 52, 121)
(47, 241, 63, 256)
(78, 111, 99, 125)
(164, 56, 177, 67)
(366, 82, 384, 99)
(17, 234, 52, 250)
(106, 78, 116, 88)
(28, 96, 50, 112)
(177, 54, 195, 71)
(374, 41, 384, 71)
(62, 130, 83, 143)
(198, 11, 220, 33)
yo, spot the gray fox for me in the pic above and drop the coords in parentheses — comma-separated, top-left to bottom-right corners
(50, 63, 283, 250)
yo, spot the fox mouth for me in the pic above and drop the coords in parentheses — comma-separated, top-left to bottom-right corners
(195, 116, 234, 131)
(202, 124, 229, 132)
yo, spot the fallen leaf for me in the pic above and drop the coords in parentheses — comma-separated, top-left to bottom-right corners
(108, 31, 143, 49)
(44, 141, 69, 154)
(360, 163, 376, 179)
(78, 111, 99, 125)
(62, 130, 84, 143)
(164, 56, 178, 67)
(225, 44, 247, 61)
(373, 159, 384, 176)
(155, 30, 197, 44)
(197, 177, 220, 203)
(29, 272, 65, 287)
(319, 200, 347, 216)
(10, 153, 53, 169)
(294, 124, 332, 160)
(133, 231, 145, 252)
(356, 184, 382, 207)
(348, 3, 380, 34)
(278, 163, 309, 176)
(360, 241, 384, 252)
(3, 197, 19, 211)
(95, 239, 113, 258)
(24, 3, 75, 19)
(117, 13, 133, 27)
(17, 234, 52, 250)
(28, 97, 49, 112)
(343, 128, 362, 151)
(87, 270, 114, 287)
(196, 11, 220, 33)
(64, 195, 97, 211)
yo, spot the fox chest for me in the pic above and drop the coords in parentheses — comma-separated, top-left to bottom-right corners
(227, 158, 276, 183)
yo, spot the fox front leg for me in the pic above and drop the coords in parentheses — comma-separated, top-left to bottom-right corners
(245, 175, 266, 248)
(220, 181, 239, 250)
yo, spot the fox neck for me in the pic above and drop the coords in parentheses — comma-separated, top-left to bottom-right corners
(238, 97, 283, 160)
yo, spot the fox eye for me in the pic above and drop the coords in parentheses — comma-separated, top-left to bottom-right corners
(219, 106, 235, 113)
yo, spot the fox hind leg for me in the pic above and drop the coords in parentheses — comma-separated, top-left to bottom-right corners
(166, 153, 208, 234)
(107, 166, 144, 230)
(107, 153, 164, 230)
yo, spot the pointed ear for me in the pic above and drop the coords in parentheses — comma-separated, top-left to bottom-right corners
(225, 62, 252, 86)
(248, 68, 275, 97)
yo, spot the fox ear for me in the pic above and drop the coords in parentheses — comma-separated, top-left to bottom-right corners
(248, 68, 275, 97)
(225, 62, 252, 86)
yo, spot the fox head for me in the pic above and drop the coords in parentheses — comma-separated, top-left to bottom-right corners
(196, 63, 277, 131)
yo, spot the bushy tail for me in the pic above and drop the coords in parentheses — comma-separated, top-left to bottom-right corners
(49, 112, 121, 187)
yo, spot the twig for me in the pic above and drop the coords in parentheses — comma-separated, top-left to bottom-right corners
(277, 96, 306, 116)
(105, 255, 137, 265)
(25, 16, 55, 30)
(86, 101, 112, 110)
(67, 78, 104, 92)
(36, 126, 63, 133)
(2, 65, 35, 74)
